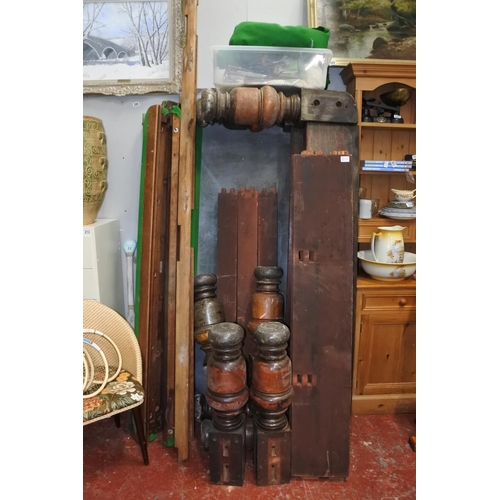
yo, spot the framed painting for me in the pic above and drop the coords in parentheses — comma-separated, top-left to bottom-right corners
(83, 0, 184, 95)
(307, 0, 416, 66)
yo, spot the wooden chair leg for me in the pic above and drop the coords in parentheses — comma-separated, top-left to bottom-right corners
(114, 415, 121, 428)
(131, 406, 149, 465)
(409, 435, 416, 452)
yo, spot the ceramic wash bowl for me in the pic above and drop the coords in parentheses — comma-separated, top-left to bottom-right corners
(358, 250, 416, 281)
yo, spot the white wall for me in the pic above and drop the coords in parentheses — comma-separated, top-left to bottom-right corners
(82, 0, 344, 314)
(196, 0, 307, 88)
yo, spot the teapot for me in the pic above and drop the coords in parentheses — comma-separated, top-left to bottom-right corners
(391, 188, 416, 202)
(371, 225, 406, 263)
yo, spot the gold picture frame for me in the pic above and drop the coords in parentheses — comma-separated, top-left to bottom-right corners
(83, 0, 184, 96)
(307, 0, 415, 67)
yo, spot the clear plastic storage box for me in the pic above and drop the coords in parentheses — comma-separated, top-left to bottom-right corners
(211, 45, 333, 92)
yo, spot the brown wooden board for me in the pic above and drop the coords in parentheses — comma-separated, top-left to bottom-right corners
(236, 187, 259, 358)
(257, 188, 278, 267)
(287, 153, 356, 480)
(175, 0, 198, 463)
(216, 188, 238, 323)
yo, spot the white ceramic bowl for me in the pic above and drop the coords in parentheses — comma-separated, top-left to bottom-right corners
(358, 250, 416, 281)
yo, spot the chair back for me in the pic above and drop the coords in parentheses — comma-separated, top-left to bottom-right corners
(83, 300, 143, 384)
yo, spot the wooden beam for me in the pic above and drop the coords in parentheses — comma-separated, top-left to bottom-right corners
(175, 0, 197, 463)
(287, 153, 355, 479)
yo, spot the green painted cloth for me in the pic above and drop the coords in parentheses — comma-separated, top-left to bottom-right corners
(229, 22, 330, 48)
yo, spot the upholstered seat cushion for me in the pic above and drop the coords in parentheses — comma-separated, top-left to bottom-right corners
(83, 370, 145, 425)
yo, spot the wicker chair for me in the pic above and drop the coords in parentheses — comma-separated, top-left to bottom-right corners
(83, 299, 149, 465)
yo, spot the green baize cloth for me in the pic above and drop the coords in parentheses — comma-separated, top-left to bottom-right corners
(229, 22, 330, 48)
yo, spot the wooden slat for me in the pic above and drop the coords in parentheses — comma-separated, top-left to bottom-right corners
(188, 247, 195, 441)
(236, 186, 258, 358)
(175, 0, 197, 463)
(163, 112, 181, 444)
(257, 188, 278, 266)
(137, 107, 159, 440)
(216, 188, 238, 322)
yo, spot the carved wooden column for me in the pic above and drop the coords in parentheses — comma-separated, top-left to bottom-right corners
(194, 273, 226, 365)
(247, 266, 284, 336)
(250, 321, 293, 486)
(246, 266, 285, 385)
(205, 322, 249, 486)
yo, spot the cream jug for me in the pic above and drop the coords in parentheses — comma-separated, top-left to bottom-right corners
(371, 226, 406, 263)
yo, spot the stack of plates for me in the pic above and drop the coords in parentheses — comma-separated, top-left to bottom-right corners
(379, 205, 416, 220)
(387, 200, 415, 209)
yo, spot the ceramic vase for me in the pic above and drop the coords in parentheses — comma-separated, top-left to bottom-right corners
(83, 116, 108, 225)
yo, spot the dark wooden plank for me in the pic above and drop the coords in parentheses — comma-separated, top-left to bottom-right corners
(138, 106, 161, 436)
(216, 188, 238, 323)
(163, 111, 181, 445)
(287, 153, 355, 480)
(137, 106, 159, 441)
(257, 188, 278, 266)
(237, 186, 258, 358)
(153, 111, 171, 435)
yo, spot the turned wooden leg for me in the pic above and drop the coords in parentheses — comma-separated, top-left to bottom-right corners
(131, 406, 150, 465)
(409, 435, 416, 452)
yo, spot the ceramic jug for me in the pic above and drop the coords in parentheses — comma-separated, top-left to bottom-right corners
(371, 225, 406, 263)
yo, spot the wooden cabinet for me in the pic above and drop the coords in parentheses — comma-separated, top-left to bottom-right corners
(352, 276, 416, 414)
(340, 61, 417, 414)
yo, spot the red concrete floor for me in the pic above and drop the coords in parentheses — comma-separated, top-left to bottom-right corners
(83, 413, 416, 500)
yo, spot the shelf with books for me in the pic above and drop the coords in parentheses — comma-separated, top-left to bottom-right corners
(359, 168, 417, 176)
(360, 122, 416, 131)
(359, 170, 416, 175)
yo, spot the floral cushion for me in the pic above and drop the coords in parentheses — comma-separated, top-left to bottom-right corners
(83, 369, 145, 424)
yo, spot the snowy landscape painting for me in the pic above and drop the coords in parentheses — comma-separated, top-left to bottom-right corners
(83, 0, 183, 95)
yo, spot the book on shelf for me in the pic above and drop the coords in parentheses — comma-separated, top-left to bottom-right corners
(361, 160, 412, 172)
(361, 167, 410, 172)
